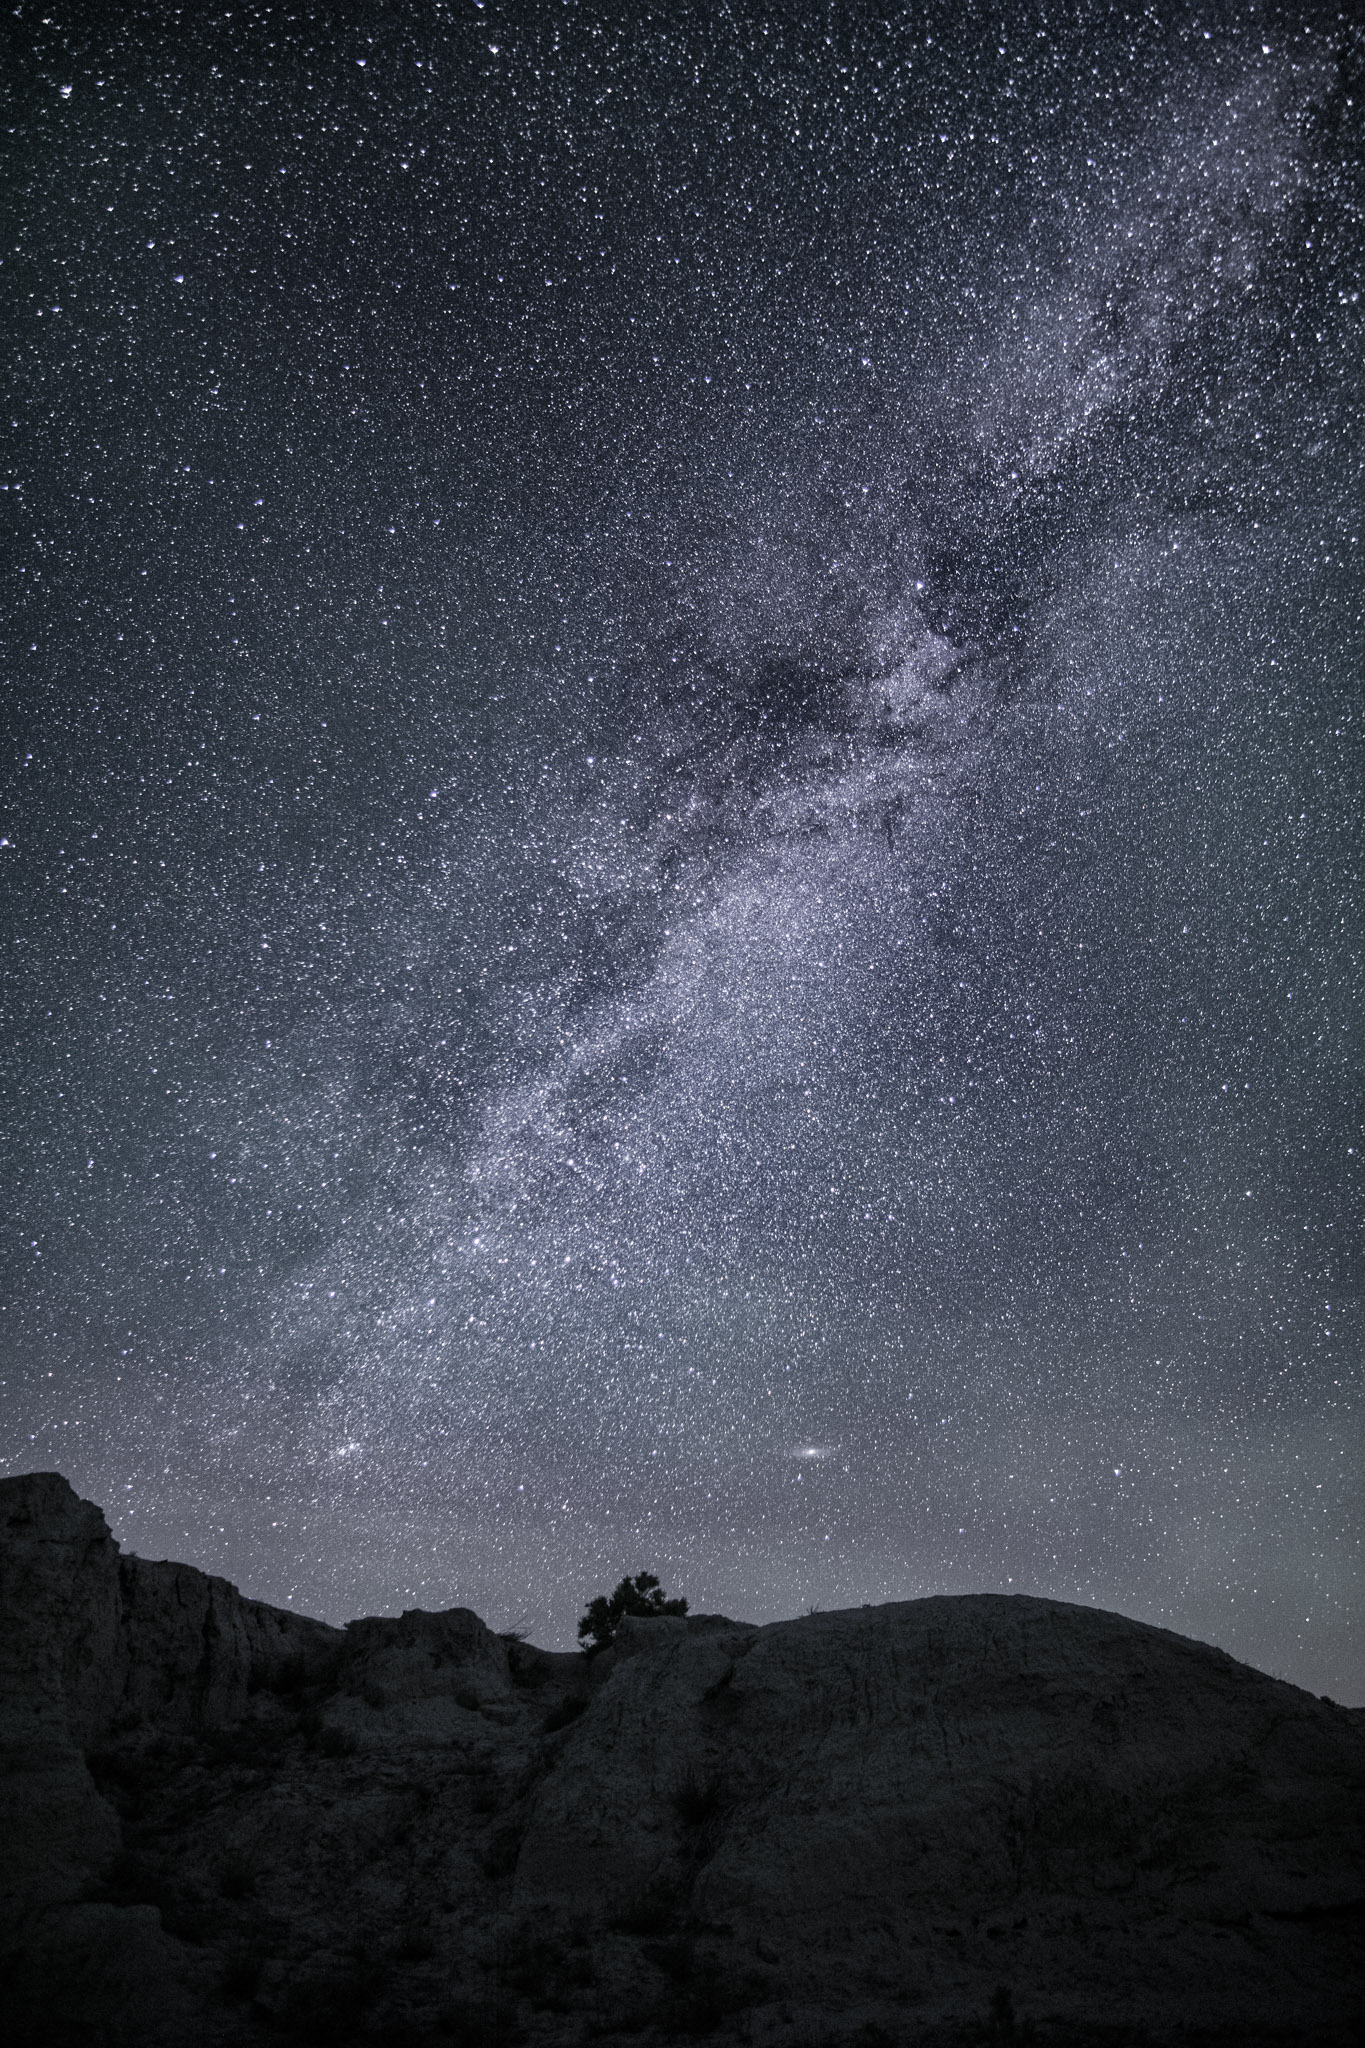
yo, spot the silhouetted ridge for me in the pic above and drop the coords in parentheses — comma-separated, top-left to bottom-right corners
(2, 1473, 1361, 2046)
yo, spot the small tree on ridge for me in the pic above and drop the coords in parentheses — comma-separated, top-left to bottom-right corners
(577, 1571, 688, 1655)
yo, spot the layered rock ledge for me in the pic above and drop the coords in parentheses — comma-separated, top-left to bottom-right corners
(1, 1471, 1361, 2046)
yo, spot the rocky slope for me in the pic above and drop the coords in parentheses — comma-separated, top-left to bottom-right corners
(1, 1472, 1361, 2048)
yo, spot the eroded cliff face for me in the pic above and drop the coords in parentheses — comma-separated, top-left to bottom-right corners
(1, 1472, 1361, 2048)
(0, 1473, 338, 1932)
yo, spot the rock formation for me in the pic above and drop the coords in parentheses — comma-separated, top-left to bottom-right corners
(1, 1471, 1361, 2046)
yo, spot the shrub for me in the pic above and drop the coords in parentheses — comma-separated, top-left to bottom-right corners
(577, 1572, 688, 1655)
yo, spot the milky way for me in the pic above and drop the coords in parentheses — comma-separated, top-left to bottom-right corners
(3, 1, 1361, 1697)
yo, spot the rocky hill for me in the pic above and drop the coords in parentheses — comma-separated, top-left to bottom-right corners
(1, 1472, 1361, 2047)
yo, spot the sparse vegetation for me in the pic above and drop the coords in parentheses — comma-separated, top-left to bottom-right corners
(576, 1571, 688, 1654)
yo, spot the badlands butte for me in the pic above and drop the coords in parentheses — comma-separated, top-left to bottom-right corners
(1, 1473, 1361, 2047)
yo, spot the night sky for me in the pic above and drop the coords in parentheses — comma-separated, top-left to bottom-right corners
(3, 1, 1361, 1700)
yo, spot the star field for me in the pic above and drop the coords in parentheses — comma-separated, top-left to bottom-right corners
(2, 0, 1361, 1698)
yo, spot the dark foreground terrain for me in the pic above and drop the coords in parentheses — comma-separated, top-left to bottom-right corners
(1, 1473, 1361, 2047)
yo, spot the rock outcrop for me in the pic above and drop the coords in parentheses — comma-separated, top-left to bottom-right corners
(1, 1471, 1361, 2047)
